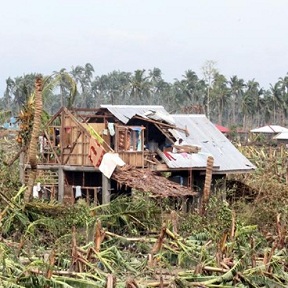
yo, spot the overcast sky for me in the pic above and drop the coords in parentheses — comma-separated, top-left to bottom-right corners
(1, 0, 288, 95)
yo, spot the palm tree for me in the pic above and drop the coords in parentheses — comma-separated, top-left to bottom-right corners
(71, 63, 95, 107)
(83, 63, 95, 107)
(3, 77, 15, 111)
(277, 74, 288, 125)
(91, 71, 128, 105)
(25, 76, 43, 202)
(229, 76, 245, 125)
(148, 67, 164, 104)
(259, 90, 274, 125)
(129, 69, 151, 104)
(117, 71, 131, 104)
(181, 70, 206, 105)
(51, 69, 77, 109)
(171, 79, 188, 111)
(91, 74, 110, 106)
(241, 79, 262, 129)
(106, 71, 121, 105)
(269, 82, 282, 124)
(210, 72, 229, 125)
(8, 74, 36, 113)
(22, 71, 78, 202)
(172, 71, 206, 113)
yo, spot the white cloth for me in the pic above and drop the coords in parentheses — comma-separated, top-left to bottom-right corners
(39, 136, 44, 153)
(108, 123, 115, 136)
(99, 152, 125, 179)
(39, 136, 48, 153)
(75, 186, 82, 198)
(33, 185, 39, 198)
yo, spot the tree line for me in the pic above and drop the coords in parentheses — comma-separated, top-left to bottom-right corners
(1, 61, 288, 130)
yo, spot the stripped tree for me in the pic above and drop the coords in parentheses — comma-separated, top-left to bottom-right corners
(24, 76, 43, 202)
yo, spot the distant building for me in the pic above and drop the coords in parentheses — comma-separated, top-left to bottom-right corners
(250, 125, 288, 144)
(273, 132, 288, 146)
(250, 125, 288, 134)
(214, 124, 230, 134)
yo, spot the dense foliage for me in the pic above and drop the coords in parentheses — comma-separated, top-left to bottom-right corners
(2, 63, 288, 130)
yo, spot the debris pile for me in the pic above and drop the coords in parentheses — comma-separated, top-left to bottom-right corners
(112, 165, 197, 198)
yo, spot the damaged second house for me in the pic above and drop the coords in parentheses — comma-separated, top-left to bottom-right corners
(21, 105, 256, 207)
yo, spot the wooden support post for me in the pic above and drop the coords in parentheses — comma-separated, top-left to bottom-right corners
(93, 188, 97, 205)
(221, 177, 227, 201)
(181, 197, 187, 213)
(19, 152, 25, 184)
(102, 174, 111, 204)
(58, 167, 64, 203)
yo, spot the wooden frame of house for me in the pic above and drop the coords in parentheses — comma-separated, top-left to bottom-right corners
(21, 105, 256, 206)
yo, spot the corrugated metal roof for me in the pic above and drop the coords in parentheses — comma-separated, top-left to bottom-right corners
(98, 106, 255, 173)
(158, 149, 219, 169)
(251, 125, 288, 133)
(170, 114, 256, 173)
(100, 105, 168, 124)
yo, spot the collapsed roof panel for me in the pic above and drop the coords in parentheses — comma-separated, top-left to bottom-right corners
(112, 165, 197, 198)
(100, 105, 169, 124)
(142, 110, 175, 125)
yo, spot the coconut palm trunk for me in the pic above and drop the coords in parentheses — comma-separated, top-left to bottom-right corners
(24, 76, 43, 202)
(200, 156, 214, 215)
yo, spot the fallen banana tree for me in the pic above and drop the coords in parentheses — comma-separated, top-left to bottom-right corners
(0, 187, 287, 287)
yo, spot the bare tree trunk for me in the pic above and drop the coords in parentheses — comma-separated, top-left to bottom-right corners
(24, 76, 43, 202)
(200, 156, 214, 215)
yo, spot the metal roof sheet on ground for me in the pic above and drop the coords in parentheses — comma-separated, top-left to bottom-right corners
(273, 132, 288, 140)
(250, 125, 288, 133)
(100, 105, 169, 124)
(169, 114, 256, 173)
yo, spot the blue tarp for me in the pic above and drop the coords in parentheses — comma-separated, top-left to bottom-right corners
(1, 117, 19, 130)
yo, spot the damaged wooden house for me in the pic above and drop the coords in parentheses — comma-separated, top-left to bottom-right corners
(20, 105, 256, 206)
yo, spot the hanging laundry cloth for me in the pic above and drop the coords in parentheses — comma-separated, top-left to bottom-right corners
(39, 136, 44, 153)
(75, 186, 82, 198)
(33, 185, 39, 198)
(108, 123, 115, 136)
